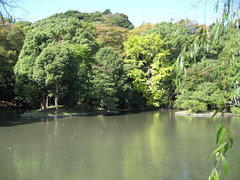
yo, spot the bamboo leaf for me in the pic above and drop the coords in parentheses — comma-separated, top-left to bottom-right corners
(222, 154, 229, 178)
(212, 105, 224, 119)
(216, 125, 223, 144)
(209, 146, 221, 159)
(229, 135, 234, 149)
(214, 0, 220, 13)
(214, 170, 220, 180)
(227, 129, 234, 149)
(211, 109, 219, 119)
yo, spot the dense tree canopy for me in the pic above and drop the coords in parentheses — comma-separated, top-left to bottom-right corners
(90, 47, 125, 109)
(95, 23, 128, 54)
(124, 34, 171, 106)
(14, 17, 96, 109)
(0, 21, 25, 101)
(48, 9, 134, 29)
(0, 7, 236, 115)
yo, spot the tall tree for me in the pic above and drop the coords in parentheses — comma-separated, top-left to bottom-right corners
(101, 13, 134, 29)
(143, 22, 196, 63)
(95, 23, 128, 55)
(0, 21, 25, 101)
(14, 17, 96, 109)
(90, 47, 125, 110)
(128, 23, 154, 37)
(124, 34, 171, 106)
(32, 43, 74, 111)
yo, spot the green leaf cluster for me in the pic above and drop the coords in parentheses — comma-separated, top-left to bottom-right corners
(124, 34, 171, 106)
(175, 26, 240, 113)
(14, 16, 96, 108)
(90, 47, 126, 110)
(0, 22, 25, 101)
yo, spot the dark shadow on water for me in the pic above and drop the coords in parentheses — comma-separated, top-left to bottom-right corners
(0, 109, 156, 127)
(0, 110, 55, 127)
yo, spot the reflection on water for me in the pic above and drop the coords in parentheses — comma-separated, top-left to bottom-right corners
(0, 110, 240, 180)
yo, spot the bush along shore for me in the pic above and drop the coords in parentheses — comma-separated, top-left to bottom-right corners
(175, 111, 233, 117)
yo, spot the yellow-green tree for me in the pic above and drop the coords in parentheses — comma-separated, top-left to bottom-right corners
(124, 34, 172, 106)
(128, 23, 154, 37)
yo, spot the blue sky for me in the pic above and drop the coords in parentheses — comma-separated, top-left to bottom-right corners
(12, 0, 221, 27)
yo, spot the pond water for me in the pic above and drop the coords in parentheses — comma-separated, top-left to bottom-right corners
(0, 110, 240, 180)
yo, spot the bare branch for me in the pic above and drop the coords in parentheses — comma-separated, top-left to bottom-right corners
(0, 0, 28, 25)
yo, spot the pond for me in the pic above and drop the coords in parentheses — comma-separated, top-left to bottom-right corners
(0, 110, 240, 180)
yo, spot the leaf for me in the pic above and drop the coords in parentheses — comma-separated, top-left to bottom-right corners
(214, 170, 220, 180)
(222, 154, 229, 178)
(211, 109, 219, 119)
(209, 146, 221, 159)
(216, 125, 224, 144)
(227, 130, 234, 149)
(214, 0, 220, 13)
(212, 105, 225, 119)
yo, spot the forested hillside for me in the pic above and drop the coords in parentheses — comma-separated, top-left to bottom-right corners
(1, 9, 239, 113)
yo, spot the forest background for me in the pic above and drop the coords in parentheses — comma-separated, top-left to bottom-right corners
(0, 1, 239, 115)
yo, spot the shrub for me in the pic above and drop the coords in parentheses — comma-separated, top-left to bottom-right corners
(180, 100, 208, 113)
(230, 106, 240, 115)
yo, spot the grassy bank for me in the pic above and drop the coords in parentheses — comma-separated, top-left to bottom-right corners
(21, 106, 120, 118)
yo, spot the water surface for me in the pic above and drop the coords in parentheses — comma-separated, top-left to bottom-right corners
(0, 110, 240, 180)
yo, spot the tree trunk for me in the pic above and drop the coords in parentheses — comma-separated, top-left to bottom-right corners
(41, 95, 47, 110)
(46, 95, 49, 109)
(55, 96, 58, 112)
(55, 83, 59, 113)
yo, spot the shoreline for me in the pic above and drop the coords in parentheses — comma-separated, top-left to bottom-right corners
(19, 106, 159, 119)
(175, 111, 233, 117)
(21, 110, 121, 119)
(11, 108, 239, 119)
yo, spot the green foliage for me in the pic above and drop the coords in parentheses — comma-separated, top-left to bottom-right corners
(128, 23, 154, 37)
(48, 10, 101, 23)
(101, 13, 134, 29)
(230, 106, 240, 115)
(143, 22, 195, 62)
(174, 21, 224, 89)
(15, 21, 32, 35)
(0, 22, 25, 101)
(178, 99, 207, 113)
(209, 122, 233, 180)
(124, 34, 172, 106)
(30, 18, 97, 52)
(171, 1, 240, 179)
(90, 47, 125, 109)
(95, 23, 128, 54)
(174, 57, 236, 112)
(102, 9, 112, 15)
(48, 10, 134, 29)
(175, 19, 201, 33)
(14, 16, 96, 108)
(14, 73, 41, 107)
(33, 43, 73, 92)
(66, 44, 93, 106)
